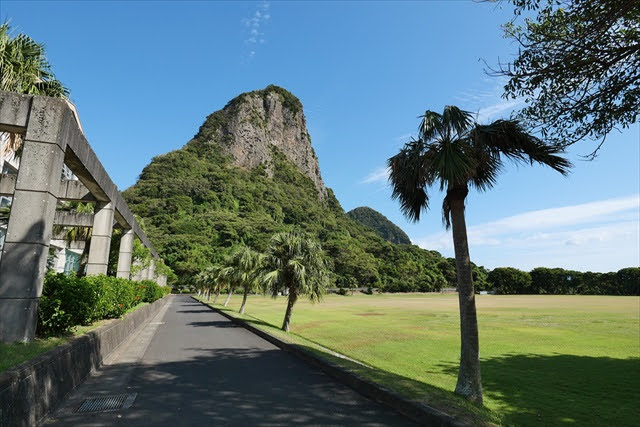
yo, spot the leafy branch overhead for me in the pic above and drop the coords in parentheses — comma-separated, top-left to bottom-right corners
(487, 0, 639, 156)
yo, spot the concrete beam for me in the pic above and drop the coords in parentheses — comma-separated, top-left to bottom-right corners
(53, 211, 94, 227)
(0, 176, 97, 202)
(0, 91, 158, 258)
(0, 173, 16, 196)
(0, 92, 31, 134)
(58, 179, 96, 202)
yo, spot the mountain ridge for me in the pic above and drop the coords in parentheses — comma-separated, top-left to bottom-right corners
(123, 85, 449, 292)
(347, 206, 411, 245)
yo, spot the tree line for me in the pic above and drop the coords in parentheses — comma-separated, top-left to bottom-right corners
(487, 266, 639, 296)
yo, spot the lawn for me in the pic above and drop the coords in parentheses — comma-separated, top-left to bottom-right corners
(205, 293, 640, 426)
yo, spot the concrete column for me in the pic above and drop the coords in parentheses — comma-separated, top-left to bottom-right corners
(85, 201, 114, 276)
(148, 260, 156, 281)
(116, 229, 134, 279)
(0, 98, 66, 342)
(157, 275, 167, 287)
(131, 260, 143, 281)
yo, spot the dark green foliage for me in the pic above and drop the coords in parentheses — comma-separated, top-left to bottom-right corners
(37, 273, 169, 337)
(488, 267, 532, 294)
(347, 207, 411, 245)
(140, 279, 166, 303)
(123, 123, 451, 293)
(487, 267, 639, 295)
(491, 0, 639, 154)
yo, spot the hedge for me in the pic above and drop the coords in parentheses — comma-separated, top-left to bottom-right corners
(38, 273, 171, 337)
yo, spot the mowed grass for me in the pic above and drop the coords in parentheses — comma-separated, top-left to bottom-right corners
(210, 293, 640, 426)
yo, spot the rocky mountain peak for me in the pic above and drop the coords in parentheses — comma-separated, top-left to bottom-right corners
(194, 85, 327, 197)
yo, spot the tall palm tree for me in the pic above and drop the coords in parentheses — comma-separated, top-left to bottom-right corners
(262, 231, 330, 332)
(227, 244, 264, 314)
(0, 22, 69, 167)
(388, 106, 571, 404)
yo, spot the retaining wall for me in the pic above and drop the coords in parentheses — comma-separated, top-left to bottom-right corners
(0, 295, 171, 426)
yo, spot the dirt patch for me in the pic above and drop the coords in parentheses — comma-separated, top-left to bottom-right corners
(356, 313, 386, 317)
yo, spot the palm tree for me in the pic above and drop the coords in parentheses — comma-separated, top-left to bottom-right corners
(262, 231, 330, 332)
(220, 266, 236, 307)
(388, 106, 571, 404)
(227, 244, 264, 314)
(0, 22, 69, 167)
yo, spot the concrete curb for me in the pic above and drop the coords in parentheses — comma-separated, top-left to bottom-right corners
(0, 295, 172, 427)
(193, 296, 470, 427)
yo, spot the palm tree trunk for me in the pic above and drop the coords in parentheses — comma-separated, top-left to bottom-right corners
(239, 287, 249, 314)
(448, 189, 483, 404)
(223, 287, 233, 306)
(213, 287, 221, 303)
(281, 291, 297, 332)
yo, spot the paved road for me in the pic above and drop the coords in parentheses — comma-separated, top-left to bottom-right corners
(45, 295, 413, 426)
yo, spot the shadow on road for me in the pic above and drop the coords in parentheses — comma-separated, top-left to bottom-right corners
(120, 346, 413, 426)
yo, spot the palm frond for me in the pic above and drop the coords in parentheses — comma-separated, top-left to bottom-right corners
(471, 120, 572, 175)
(388, 139, 430, 222)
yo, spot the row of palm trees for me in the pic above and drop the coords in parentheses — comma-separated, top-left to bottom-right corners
(195, 230, 330, 332)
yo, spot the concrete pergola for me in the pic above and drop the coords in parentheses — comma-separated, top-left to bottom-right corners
(0, 91, 165, 343)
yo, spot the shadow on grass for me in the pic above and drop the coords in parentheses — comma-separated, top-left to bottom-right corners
(438, 354, 640, 426)
(222, 314, 498, 426)
(195, 297, 495, 425)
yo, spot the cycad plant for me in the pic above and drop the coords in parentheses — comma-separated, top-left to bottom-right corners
(388, 106, 571, 404)
(262, 231, 330, 332)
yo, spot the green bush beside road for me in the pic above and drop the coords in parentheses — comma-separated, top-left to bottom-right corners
(38, 273, 170, 337)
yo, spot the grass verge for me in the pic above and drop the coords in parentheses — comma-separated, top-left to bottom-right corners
(0, 301, 150, 373)
(196, 296, 498, 426)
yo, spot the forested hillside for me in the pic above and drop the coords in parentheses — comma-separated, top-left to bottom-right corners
(347, 206, 411, 245)
(123, 86, 450, 291)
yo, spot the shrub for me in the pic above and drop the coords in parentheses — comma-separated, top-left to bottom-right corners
(38, 295, 73, 336)
(140, 280, 164, 303)
(37, 273, 168, 337)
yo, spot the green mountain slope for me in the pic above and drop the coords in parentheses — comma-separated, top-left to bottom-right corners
(347, 206, 411, 245)
(123, 86, 448, 291)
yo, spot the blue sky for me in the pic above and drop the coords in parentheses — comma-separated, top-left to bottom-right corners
(3, 1, 638, 272)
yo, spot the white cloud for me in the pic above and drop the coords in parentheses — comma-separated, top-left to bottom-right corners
(361, 166, 390, 185)
(242, 1, 270, 59)
(476, 99, 523, 123)
(413, 195, 640, 271)
(457, 78, 524, 123)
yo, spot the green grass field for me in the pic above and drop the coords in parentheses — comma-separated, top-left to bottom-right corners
(206, 293, 640, 426)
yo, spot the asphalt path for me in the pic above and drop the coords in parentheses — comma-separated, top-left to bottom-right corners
(45, 295, 413, 426)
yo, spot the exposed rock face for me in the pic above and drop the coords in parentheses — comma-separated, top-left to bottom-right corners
(194, 85, 327, 197)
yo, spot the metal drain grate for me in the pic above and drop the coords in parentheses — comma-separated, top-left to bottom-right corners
(75, 393, 137, 413)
